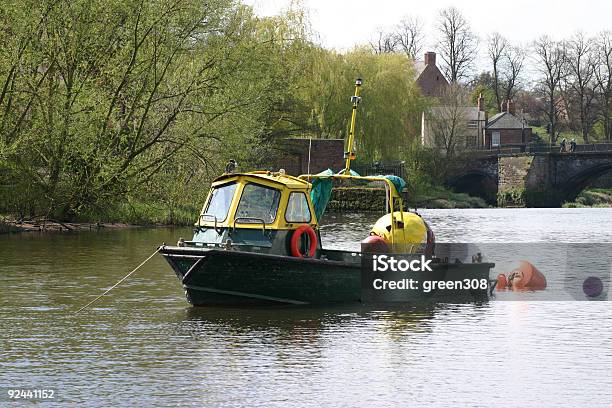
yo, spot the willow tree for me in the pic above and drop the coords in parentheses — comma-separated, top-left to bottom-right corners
(341, 49, 427, 161)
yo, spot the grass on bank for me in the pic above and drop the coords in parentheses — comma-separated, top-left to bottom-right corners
(410, 186, 489, 209)
(563, 188, 612, 208)
(73, 200, 199, 226)
(531, 126, 585, 145)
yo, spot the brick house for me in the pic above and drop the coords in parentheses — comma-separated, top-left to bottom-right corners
(271, 139, 344, 176)
(484, 100, 532, 149)
(414, 52, 449, 97)
(421, 93, 487, 151)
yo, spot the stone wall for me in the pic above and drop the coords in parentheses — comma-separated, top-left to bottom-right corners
(497, 156, 533, 206)
(451, 152, 612, 207)
(326, 188, 387, 212)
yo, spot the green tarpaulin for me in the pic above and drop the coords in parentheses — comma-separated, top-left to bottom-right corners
(310, 169, 334, 221)
(309, 169, 407, 222)
(382, 175, 406, 196)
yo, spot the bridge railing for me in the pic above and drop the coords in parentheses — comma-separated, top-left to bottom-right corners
(470, 143, 612, 156)
(352, 161, 405, 178)
(571, 143, 612, 152)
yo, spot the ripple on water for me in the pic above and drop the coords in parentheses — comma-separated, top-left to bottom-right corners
(1, 212, 612, 405)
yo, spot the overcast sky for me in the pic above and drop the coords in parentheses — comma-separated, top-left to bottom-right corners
(244, 0, 612, 52)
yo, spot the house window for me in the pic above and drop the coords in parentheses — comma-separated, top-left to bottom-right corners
(468, 120, 478, 128)
(492, 131, 501, 147)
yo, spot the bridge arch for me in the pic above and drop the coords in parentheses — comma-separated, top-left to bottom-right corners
(446, 170, 498, 204)
(561, 163, 612, 204)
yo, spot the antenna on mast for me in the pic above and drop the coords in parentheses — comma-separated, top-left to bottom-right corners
(342, 78, 362, 174)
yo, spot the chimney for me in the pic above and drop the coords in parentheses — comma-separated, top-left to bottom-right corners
(507, 99, 515, 115)
(424, 51, 436, 66)
(478, 93, 485, 112)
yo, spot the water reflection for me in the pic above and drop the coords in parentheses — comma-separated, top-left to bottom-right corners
(179, 303, 499, 343)
(1, 210, 612, 405)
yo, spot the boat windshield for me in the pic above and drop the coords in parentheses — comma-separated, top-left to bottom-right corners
(204, 182, 237, 222)
(236, 183, 281, 223)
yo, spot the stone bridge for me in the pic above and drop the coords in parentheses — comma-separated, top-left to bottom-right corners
(446, 152, 612, 207)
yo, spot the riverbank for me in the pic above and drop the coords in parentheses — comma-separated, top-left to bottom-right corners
(326, 187, 489, 212)
(0, 217, 140, 233)
(1, 187, 489, 234)
(563, 188, 612, 208)
(1, 200, 198, 234)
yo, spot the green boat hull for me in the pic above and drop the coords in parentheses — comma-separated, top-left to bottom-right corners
(160, 246, 495, 306)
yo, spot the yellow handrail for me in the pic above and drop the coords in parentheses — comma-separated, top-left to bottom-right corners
(298, 173, 406, 244)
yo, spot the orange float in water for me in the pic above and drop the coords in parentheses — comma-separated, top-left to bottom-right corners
(361, 234, 389, 253)
(508, 261, 547, 290)
(496, 273, 509, 289)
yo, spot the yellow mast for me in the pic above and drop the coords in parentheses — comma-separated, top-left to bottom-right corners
(343, 78, 362, 173)
(301, 78, 410, 249)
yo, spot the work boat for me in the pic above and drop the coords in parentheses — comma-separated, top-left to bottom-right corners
(159, 79, 495, 306)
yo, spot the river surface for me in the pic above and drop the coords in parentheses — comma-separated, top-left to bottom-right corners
(1, 208, 612, 407)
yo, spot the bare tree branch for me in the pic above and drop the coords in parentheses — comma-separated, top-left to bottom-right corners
(436, 7, 478, 83)
(395, 17, 424, 59)
(502, 45, 526, 102)
(533, 36, 567, 144)
(487, 33, 507, 111)
(370, 28, 399, 54)
(564, 32, 598, 143)
(595, 31, 612, 140)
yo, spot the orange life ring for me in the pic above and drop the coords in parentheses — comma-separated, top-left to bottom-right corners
(290, 225, 317, 258)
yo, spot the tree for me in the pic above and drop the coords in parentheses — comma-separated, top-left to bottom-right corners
(533, 36, 567, 144)
(436, 7, 478, 83)
(502, 45, 526, 103)
(396, 17, 424, 59)
(595, 31, 612, 141)
(486, 34, 525, 113)
(564, 32, 598, 143)
(0, 0, 316, 219)
(423, 84, 471, 163)
(309, 48, 427, 161)
(370, 29, 399, 54)
(487, 33, 507, 111)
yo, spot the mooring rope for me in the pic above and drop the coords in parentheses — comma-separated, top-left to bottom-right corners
(75, 248, 160, 314)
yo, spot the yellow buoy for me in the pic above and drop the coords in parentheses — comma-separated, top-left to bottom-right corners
(370, 212, 429, 253)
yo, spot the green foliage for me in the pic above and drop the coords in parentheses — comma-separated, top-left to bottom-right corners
(345, 49, 427, 160)
(497, 188, 525, 207)
(401, 140, 445, 191)
(410, 185, 488, 209)
(1, 0, 264, 219)
(267, 45, 429, 161)
(563, 188, 612, 208)
(0, 0, 431, 223)
(470, 84, 498, 115)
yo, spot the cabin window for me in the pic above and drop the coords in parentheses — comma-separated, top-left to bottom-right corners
(285, 192, 311, 223)
(236, 183, 281, 223)
(204, 182, 237, 222)
(492, 131, 501, 147)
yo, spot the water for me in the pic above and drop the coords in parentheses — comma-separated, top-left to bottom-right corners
(1, 208, 612, 406)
